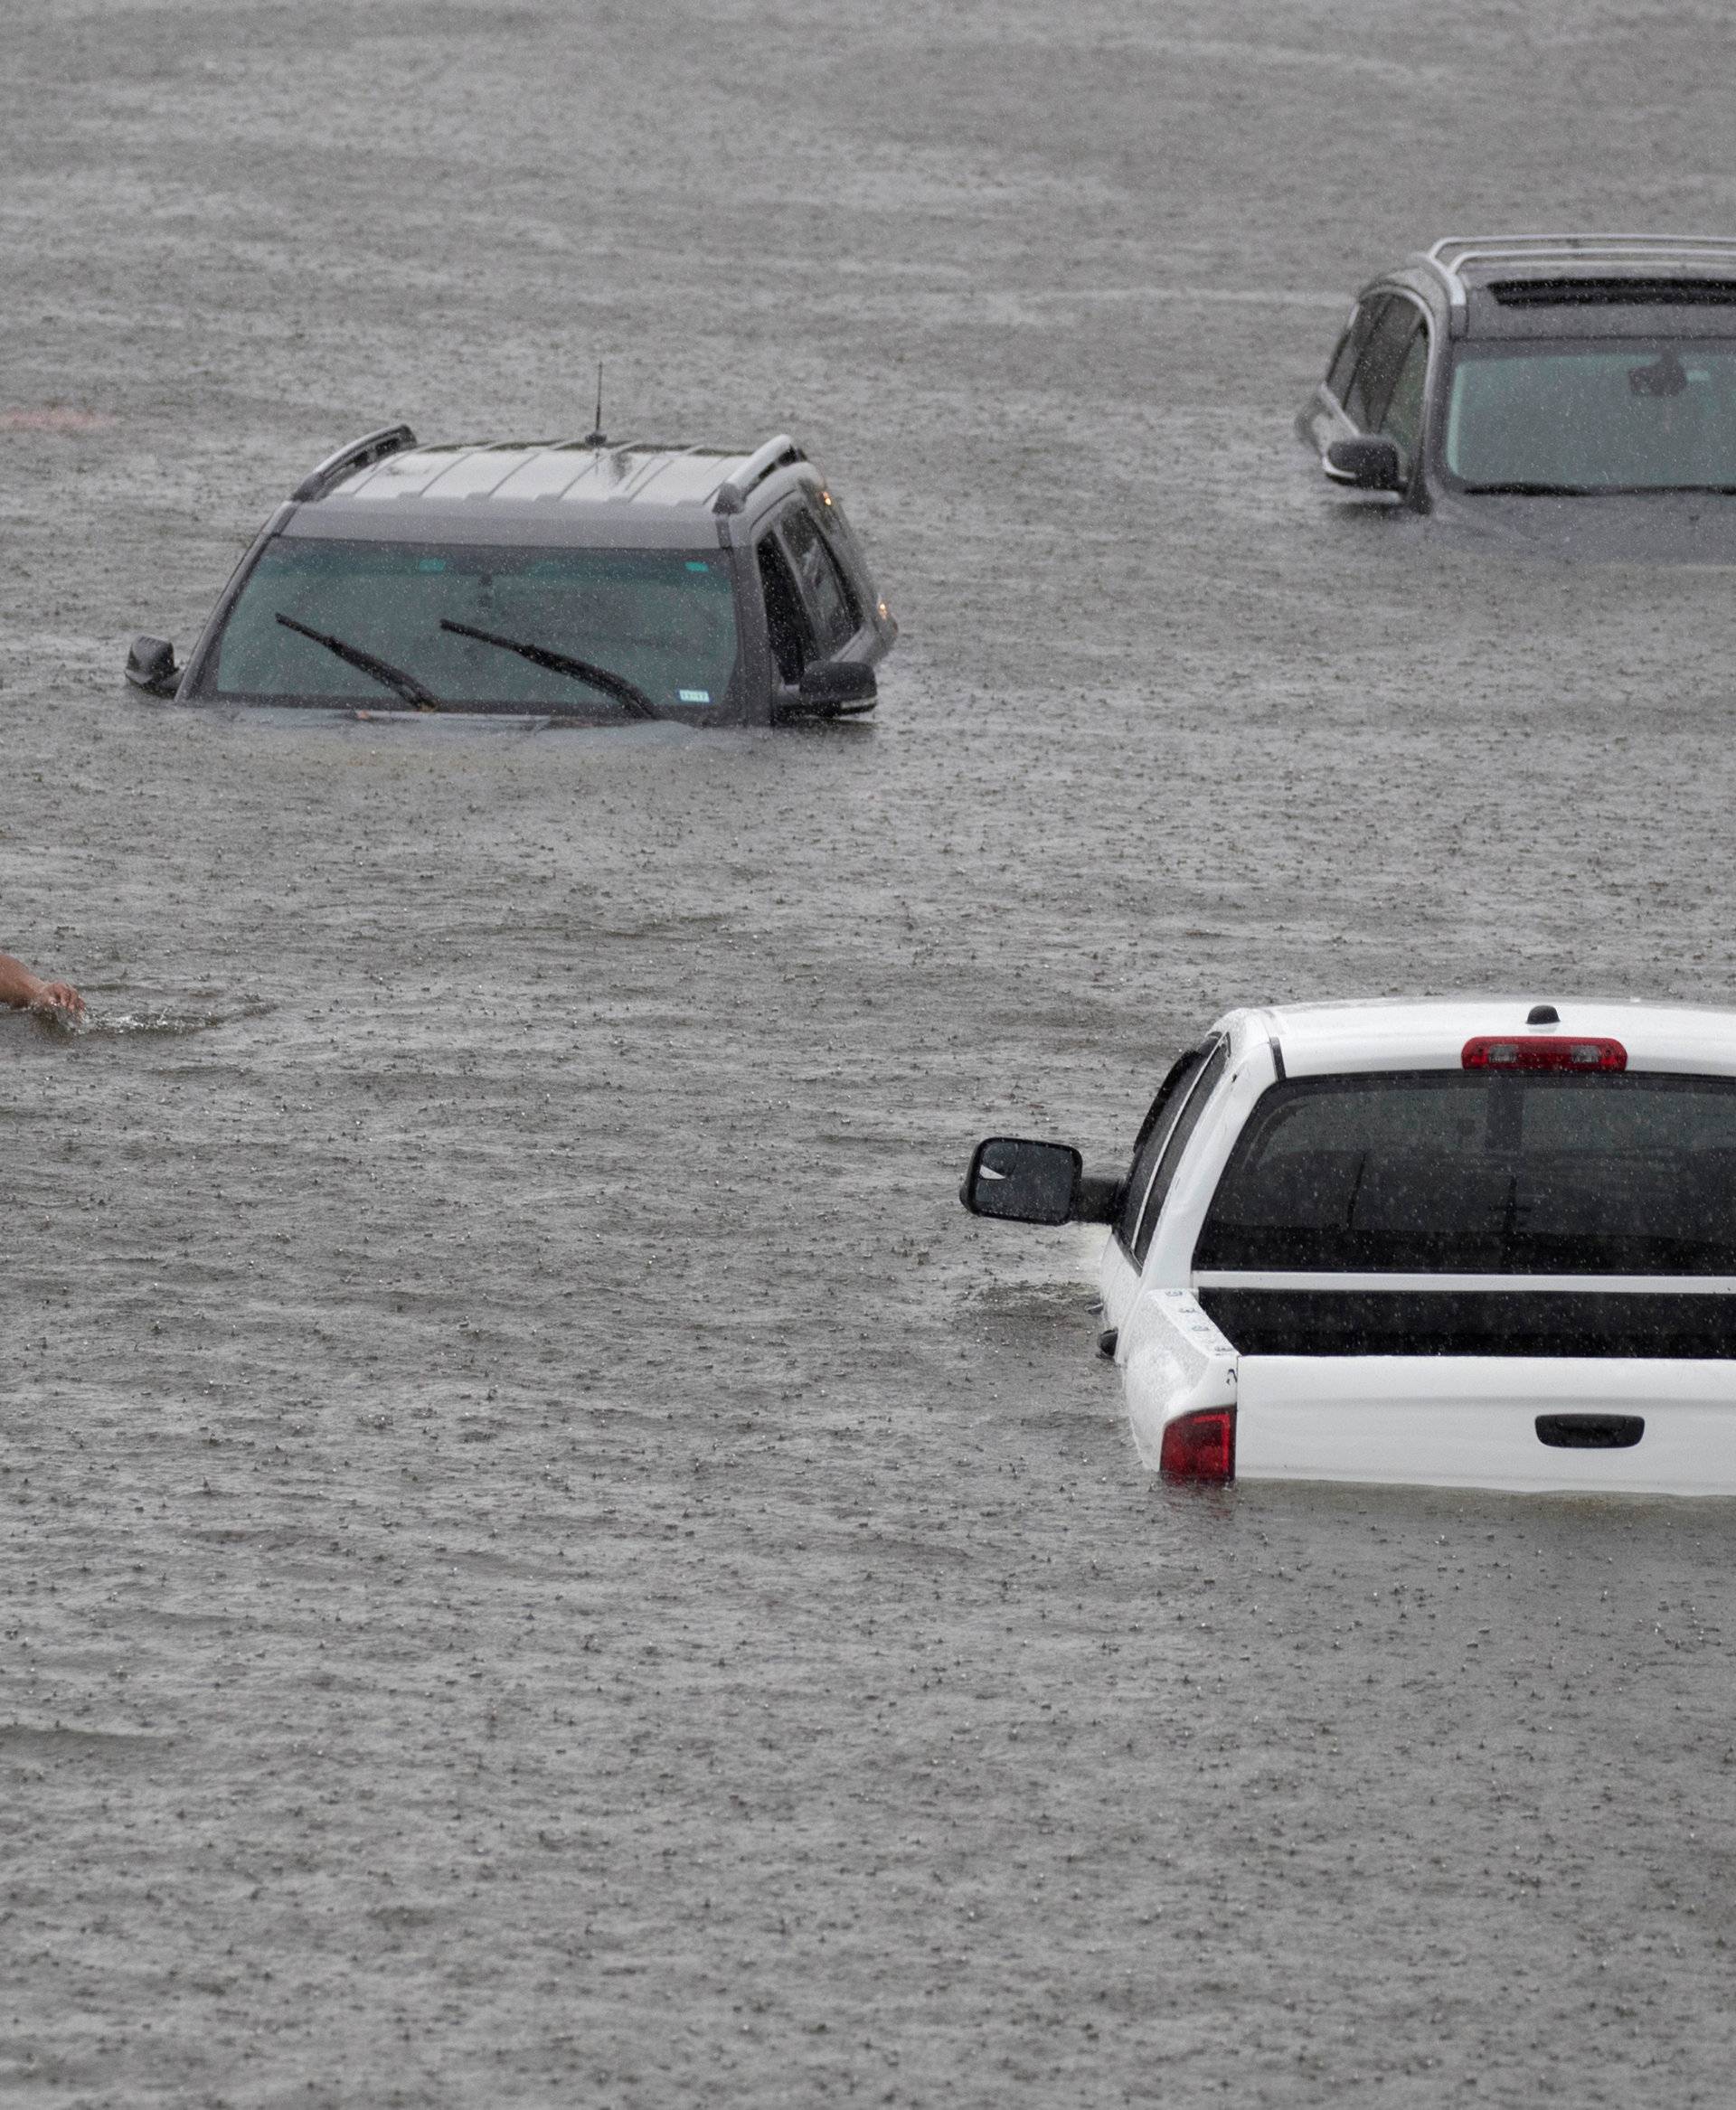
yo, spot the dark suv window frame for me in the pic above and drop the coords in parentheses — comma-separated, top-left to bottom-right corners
(1344, 292, 1430, 434)
(779, 501, 860, 657)
(1326, 297, 1384, 407)
(812, 493, 878, 622)
(753, 519, 817, 684)
(1377, 316, 1431, 469)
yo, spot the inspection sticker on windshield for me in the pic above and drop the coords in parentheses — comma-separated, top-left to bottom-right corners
(678, 688, 711, 702)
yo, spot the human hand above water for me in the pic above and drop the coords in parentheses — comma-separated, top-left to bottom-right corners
(0, 954, 85, 1022)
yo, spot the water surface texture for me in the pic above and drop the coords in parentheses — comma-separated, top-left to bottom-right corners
(4, 2, 1736, 2103)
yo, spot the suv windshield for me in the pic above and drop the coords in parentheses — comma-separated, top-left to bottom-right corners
(1196, 1071, 1736, 1274)
(1442, 339, 1736, 492)
(200, 538, 738, 711)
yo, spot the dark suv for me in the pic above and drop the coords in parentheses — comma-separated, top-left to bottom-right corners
(127, 428, 896, 724)
(1298, 236, 1736, 554)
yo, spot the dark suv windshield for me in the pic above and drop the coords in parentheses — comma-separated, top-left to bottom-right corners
(1442, 339, 1736, 492)
(1196, 1071, 1736, 1274)
(200, 537, 738, 711)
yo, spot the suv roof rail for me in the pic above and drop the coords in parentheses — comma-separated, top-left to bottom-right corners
(291, 423, 418, 503)
(711, 433, 807, 515)
(1418, 235, 1736, 328)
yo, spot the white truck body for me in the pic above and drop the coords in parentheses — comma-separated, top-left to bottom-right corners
(1099, 999, 1736, 1494)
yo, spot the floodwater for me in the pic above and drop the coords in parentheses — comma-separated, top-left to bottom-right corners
(5, 2, 1736, 2103)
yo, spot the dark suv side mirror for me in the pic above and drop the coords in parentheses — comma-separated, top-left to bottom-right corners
(797, 660, 876, 711)
(961, 1137, 1083, 1225)
(1324, 436, 1404, 493)
(125, 636, 180, 696)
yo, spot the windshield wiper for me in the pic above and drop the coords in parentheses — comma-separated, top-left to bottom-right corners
(439, 618, 661, 721)
(274, 614, 441, 709)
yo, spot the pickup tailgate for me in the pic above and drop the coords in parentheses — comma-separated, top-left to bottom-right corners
(1235, 1354, 1736, 1494)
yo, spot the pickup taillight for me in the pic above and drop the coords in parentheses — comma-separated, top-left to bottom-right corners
(1159, 1406, 1236, 1483)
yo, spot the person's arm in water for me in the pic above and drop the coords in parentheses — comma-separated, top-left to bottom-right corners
(0, 953, 84, 1020)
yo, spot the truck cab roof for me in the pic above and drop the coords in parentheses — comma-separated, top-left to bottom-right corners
(1215, 996, 1736, 1080)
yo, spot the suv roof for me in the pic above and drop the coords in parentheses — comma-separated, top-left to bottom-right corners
(281, 426, 815, 546)
(1408, 234, 1736, 339)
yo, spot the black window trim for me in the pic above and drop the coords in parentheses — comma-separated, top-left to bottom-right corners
(1112, 1046, 1206, 1258)
(1116, 1034, 1229, 1265)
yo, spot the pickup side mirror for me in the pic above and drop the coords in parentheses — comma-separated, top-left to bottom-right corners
(961, 1136, 1083, 1225)
(1324, 435, 1404, 493)
(125, 636, 180, 696)
(796, 659, 877, 713)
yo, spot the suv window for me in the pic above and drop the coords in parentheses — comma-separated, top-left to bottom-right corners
(1378, 323, 1429, 464)
(1443, 340, 1736, 492)
(1122, 1039, 1230, 1266)
(203, 537, 740, 711)
(814, 493, 876, 609)
(1344, 297, 1420, 430)
(757, 532, 816, 682)
(1326, 300, 1382, 404)
(1195, 1070, 1736, 1275)
(782, 505, 857, 655)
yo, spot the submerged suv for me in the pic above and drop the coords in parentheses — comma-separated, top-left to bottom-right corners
(127, 427, 896, 724)
(1298, 235, 1736, 555)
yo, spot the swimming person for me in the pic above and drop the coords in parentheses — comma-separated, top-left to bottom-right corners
(0, 952, 84, 1021)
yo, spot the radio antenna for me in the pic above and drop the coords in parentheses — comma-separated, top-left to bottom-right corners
(586, 362, 607, 447)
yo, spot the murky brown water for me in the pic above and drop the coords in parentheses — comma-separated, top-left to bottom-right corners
(5, 3, 1736, 2103)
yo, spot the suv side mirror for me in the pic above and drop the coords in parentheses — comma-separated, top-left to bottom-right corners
(1324, 436, 1404, 493)
(961, 1137, 1082, 1225)
(797, 660, 876, 711)
(125, 636, 180, 696)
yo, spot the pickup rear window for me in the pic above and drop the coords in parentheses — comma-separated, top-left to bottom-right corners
(1195, 1070, 1736, 1275)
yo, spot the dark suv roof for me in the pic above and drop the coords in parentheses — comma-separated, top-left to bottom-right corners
(282, 427, 815, 547)
(1405, 235, 1736, 341)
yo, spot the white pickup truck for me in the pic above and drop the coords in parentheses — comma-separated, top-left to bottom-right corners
(961, 999, 1736, 1494)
